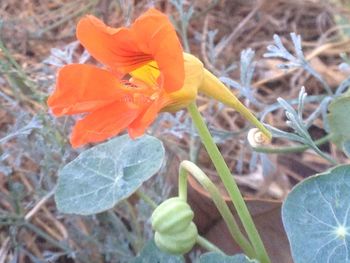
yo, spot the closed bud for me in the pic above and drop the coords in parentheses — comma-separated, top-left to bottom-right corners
(151, 197, 198, 255)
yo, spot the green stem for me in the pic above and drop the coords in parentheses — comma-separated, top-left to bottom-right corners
(196, 235, 224, 254)
(179, 161, 255, 258)
(252, 133, 333, 154)
(181, 20, 190, 53)
(136, 190, 157, 209)
(252, 133, 337, 165)
(187, 102, 271, 263)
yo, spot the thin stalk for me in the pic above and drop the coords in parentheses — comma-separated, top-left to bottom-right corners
(136, 190, 157, 209)
(252, 133, 333, 154)
(196, 235, 224, 254)
(181, 20, 190, 53)
(25, 222, 71, 252)
(0, 40, 25, 74)
(179, 161, 255, 258)
(187, 102, 271, 263)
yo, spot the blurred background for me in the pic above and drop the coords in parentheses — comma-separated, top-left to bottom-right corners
(1, 0, 350, 262)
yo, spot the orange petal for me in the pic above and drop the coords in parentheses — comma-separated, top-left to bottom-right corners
(132, 8, 184, 93)
(76, 15, 151, 73)
(70, 101, 140, 148)
(128, 94, 170, 138)
(47, 64, 128, 116)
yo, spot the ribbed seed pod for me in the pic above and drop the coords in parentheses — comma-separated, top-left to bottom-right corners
(151, 197, 198, 255)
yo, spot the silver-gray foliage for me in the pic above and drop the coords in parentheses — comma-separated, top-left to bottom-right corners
(267, 87, 335, 164)
(264, 33, 332, 95)
(55, 135, 165, 215)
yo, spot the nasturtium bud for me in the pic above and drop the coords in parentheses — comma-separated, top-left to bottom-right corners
(151, 197, 198, 255)
(162, 53, 204, 112)
(154, 222, 197, 254)
(247, 128, 271, 148)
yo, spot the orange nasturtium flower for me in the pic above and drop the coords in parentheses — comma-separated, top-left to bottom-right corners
(48, 8, 271, 148)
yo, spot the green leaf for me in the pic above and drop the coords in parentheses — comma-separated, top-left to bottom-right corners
(55, 135, 164, 215)
(282, 164, 350, 263)
(132, 240, 183, 263)
(199, 252, 258, 263)
(327, 95, 350, 147)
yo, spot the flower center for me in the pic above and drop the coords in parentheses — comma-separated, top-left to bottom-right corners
(123, 82, 139, 88)
(120, 80, 160, 107)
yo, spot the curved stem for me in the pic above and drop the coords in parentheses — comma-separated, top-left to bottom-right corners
(179, 161, 255, 258)
(252, 133, 333, 154)
(196, 235, 224, 254)
(187, 102, 271, 263)
(136, 190, 157, 209)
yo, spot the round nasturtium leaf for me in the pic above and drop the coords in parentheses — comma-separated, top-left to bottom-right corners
(282, 164, 350, 263)
(132, 240, 183, 263)
(199, 252, 258, 263)
(328, 95, 350, 148)
(55, 135, 165, 215)
(343, 140, 350, 158)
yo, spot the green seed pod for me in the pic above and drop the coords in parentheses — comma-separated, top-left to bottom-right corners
(151, 197, 198, 255)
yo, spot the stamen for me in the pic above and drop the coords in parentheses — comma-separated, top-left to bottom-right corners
(123, 81, 139, 88)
